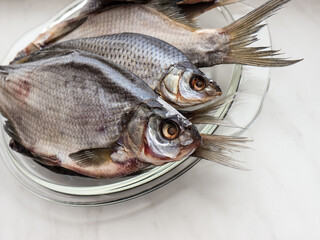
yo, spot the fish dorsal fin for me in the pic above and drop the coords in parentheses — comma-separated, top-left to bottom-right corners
(80, 0, 146, 14)
(80, 0, 241, 29)
(81, 0, 198, 29)
(70, 148, 113, 167)
(146, 0, 198, 29)
(178, 0, 242, 20)
(148, 0, 242, 27)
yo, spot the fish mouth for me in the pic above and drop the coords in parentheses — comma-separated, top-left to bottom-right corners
(214, 85, 222, 96)
(206, 83, 222, 98)
(183, 126, 202, 147)
(175, 125, 202, 160)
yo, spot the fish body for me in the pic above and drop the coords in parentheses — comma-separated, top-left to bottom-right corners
(79, 0, 241, 20)
(14, 0, 301, 67)
(60, 4, 208, 63)
(38, 33, 221, 108)
(0, 50, 201, 178)
(50, 33, 191, 90)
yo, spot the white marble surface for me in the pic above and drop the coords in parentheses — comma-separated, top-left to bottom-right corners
(0, 0, 319, 239)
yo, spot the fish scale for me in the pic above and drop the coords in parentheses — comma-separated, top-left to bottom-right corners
(15, 0, 299, 68)
(51, 32, 191, 90)
(0, 50, 209, 178)
(0, 52, 156, 157)
(21, 31, 223, 109)
(60, 4, 204, 52)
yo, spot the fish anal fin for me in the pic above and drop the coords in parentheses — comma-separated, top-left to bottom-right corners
(4, 120, 22, 145)
(0, 66, 9, 76)
(12, 16, 87, 63)
(9, 139, 60, 166)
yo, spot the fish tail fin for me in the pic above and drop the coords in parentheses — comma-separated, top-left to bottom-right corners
(221, 0, 302, 67)
(192, 134, 251, 170)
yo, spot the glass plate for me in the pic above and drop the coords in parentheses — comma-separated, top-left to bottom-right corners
(0, 1, 270, 206)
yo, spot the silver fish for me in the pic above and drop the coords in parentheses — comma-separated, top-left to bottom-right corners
(26, 33, 222, 109)
(14, 0, 301, 67)
(0, 50, 247, 178)
(80, 0, 240, 17)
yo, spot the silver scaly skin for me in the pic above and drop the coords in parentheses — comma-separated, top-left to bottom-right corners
(0, 50, 201, 178)
(39, 33, 221, 108)
(14, 0, 301, 68)
(79, 0, 241, 16)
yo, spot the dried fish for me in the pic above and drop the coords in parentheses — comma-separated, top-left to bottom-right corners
(23, 33, 222, 108)
(14, 0, 301, 68)
(0, 50, 247, 178)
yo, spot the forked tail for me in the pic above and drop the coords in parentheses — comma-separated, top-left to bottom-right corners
(221, 0, 302, 67)
(192, 134, 251, 170)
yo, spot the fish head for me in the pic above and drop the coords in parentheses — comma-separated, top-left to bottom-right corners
(158, 62, 222, 108)
(123, 98, 202, 166)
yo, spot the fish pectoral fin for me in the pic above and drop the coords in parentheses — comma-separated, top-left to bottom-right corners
(69, 148, 113, 167)
(68, 149, 149, 178)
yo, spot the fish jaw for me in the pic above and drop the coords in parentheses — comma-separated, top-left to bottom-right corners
(158, 63, 222, 108)
(204, 80, 223, 99)
(109, 100, 202, 167)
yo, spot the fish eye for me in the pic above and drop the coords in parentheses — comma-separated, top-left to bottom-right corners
(161, 120, 180, 140)
(190, 76, 206, 91)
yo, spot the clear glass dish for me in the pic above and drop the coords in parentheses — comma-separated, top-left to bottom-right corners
(0, 1, 270, 206)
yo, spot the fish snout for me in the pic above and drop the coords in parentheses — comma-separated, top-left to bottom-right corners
(207, 80, 222, 97)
